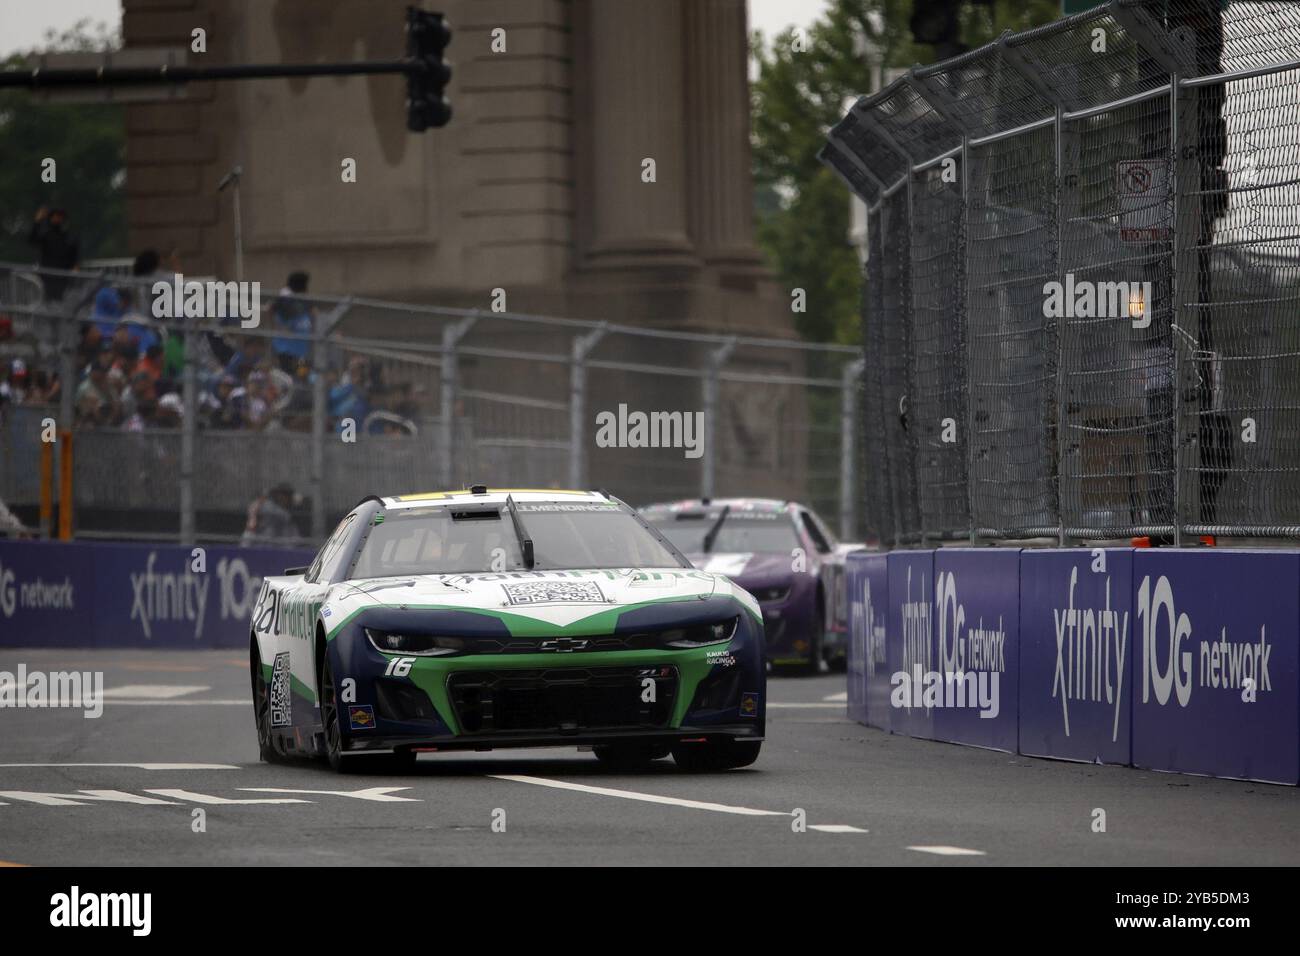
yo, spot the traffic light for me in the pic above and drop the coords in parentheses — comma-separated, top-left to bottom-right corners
(405, 6, 452, 131)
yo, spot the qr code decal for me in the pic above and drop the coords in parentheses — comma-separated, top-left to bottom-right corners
(502, 581, 605, 606)
(269, 652, 292, 727)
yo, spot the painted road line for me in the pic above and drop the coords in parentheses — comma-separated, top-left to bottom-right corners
(907, 845, 987, 856)
(239, 787, 421, 803)
(101, 685, 210, 699)
(809, 824, 868, 833)
(121, 663, 209, 673)
(144, 789, 310, 805)
(493, 775, 786, 816)
(0, 790, 186, 807)
(822, 691, 848, 702)
(493, 774, 866, 832)
(0, 763, 240, 770)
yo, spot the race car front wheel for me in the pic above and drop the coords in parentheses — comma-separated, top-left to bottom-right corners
(671, 739, 761, 772)
(320, 656, 359, 774)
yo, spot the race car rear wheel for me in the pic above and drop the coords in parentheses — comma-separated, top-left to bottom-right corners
(592, 744, 671, 769)
(804, 602, 825, 675)
(321, 656, 360, 774)
(671, 739, 761, 772)
(252, 650, 288, 764)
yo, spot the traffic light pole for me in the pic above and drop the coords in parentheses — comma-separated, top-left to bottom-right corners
(0, 6, 451, 130)
(0, 58, 416, 89)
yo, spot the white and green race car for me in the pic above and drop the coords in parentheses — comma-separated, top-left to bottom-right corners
(249, 487, 766, 772)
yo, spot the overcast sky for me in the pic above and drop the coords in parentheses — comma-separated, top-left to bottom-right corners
(0, 0, 830, 59)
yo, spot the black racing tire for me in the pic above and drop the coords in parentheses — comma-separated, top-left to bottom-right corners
(804, 602, 825, 676)
(592, 744, 671, 769)
(251, 648, 289, 764)
(320, 656, 361, 774)
(671, 739, 762, 772)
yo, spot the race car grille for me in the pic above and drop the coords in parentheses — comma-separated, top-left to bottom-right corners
(447, 665, 678, 735)
(451, 633, 664, 655)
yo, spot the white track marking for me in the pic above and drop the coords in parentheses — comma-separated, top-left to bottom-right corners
(101, 685, 210, 699)
(907, 845, 986, 856)
(0, 763, 239, 770)
(239, 787, 420, 803)
(144, 789, 310, 805)
(0, 790, 184, 807)
(822, 691, 848, 702)
(493, 774, 785, 816)
(492, 774, 865, 833)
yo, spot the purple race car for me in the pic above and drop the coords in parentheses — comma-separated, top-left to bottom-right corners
(640, 498, 859, 673)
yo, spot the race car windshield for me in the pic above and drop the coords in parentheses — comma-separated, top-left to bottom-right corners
(650, 514, 799, 554)
(348, 503, 688, 578)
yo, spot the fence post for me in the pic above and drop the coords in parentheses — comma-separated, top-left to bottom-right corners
(568, 323, 607, 490)
(439, 313, 478, 489)
(56, 290, 76, 540)
(839, 358, 864, 540)
(701, 337, 736, 500)
(180, 312, 197, 545)
(311, 297, 353, 540)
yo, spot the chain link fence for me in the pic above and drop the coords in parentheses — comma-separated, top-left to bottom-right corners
(823, 0, 1300, 546)
(0, 263, 864, 545)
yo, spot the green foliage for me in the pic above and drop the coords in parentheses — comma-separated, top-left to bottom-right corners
(750, 0, 1059, 344)
(0, 19, 127, 263)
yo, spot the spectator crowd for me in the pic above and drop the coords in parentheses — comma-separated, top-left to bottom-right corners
(3, 224, 423, 436)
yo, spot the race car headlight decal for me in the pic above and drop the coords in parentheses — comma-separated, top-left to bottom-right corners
(365, 628, 464, 657)
(752, 585, 790, 604)
(661, 616, 738, 649)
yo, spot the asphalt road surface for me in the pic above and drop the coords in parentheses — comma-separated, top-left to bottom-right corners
(1, 648, 1297, 866)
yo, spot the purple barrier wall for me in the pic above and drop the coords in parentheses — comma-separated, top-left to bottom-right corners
(931, 549, 1020, 752)
(0, 540, 316, 649)
(1019, 549, 1133, 766)
(845, 550, 889, 729)
(1131, 550, 1299, 785)
(886, 550, 935, 739)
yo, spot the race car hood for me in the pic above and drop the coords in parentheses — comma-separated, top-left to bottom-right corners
(684, 551, 797, 587)
(321, 567, 759, 638)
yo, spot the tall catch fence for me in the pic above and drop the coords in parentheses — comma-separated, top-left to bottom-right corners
(0, 263, 864, 545)
(822, 0, 1300, 546)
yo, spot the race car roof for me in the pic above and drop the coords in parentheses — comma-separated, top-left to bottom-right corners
(382, 488, 610, 510)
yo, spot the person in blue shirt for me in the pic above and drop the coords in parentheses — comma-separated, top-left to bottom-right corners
(272, 271, 315, 376)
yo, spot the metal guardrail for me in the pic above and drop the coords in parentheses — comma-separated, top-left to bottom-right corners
(822, 0, 1300, 546)
(0, 263, 865, 544)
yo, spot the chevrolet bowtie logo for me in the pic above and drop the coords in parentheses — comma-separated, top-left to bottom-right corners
(539, 637, 588, 652)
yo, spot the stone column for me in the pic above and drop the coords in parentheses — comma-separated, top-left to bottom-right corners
(582, 0, 698, 270)
(683, 0, 766, 272)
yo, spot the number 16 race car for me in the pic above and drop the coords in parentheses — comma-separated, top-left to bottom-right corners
(249, 488, 765, 773)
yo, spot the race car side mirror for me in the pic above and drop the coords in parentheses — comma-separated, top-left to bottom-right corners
(283, 565, 309, 575)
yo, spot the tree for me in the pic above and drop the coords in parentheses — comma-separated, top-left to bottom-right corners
(750, 0, 1058, 344)
(0, 19, 127, 264)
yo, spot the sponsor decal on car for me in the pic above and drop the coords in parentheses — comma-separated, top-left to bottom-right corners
(740, 692, 759, 717)
(502, 580, 606, 606)
(269, 652, 292, 727)
(348, 704, 376, 730)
